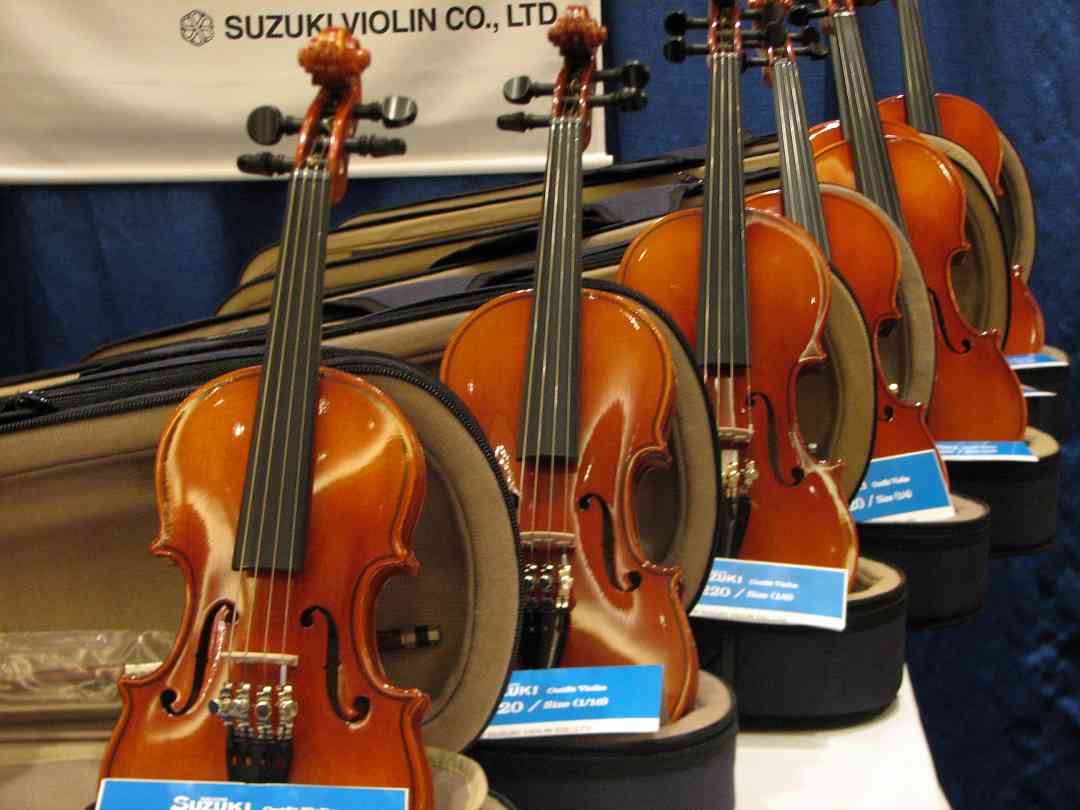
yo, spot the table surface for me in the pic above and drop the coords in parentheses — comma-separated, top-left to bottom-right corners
(736, 668, 951, 810)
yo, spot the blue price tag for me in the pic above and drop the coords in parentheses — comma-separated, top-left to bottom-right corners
(96, 778, 407, 810)
(481, 665, 663, 740)
(937, 441, 1038, 463)
(691, 558, 847, 631)
(1022, 385, 1057, 399)
(849, 450, 954, 523)
(1007, 353, 1068, 370)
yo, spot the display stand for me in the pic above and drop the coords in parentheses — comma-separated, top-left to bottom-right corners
(736, 668, 949, 810)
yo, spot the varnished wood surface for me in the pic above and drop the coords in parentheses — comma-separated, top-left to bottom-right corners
(878, 92, 1005, 196)
(100, 366, 433, 809)
(809, 121, 1027, 441)
(1004, 265, 1047, 354)
(618, 208, 859, 579)
(440, 288, 698, 721)
(747, 187, 946, 475)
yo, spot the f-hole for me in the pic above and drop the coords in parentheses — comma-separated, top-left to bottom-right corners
(161, 601, 234, 716)
(749, 391, 805, 487)
(579, 494, 642, 593)
(927, 288, 974, 354)
(300, 606, 371, 723)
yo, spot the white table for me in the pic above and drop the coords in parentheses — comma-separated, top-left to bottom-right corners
(735, 668, 951, 809)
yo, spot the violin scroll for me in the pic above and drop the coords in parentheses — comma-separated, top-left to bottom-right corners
(237, 27, 416, 199)
(497, 6, 647, 146)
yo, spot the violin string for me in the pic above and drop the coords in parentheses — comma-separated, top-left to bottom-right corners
(543, 114, 571, 568)
(562, 115, 583, 550)
(277, 164, 331, 660)
(546, 114, 568, 543)
(244, 165, 315, 677)
(225, 164, 306, 679)
(260, 164, 317, 663)
(914, 1, 942, 133)
(519, 105, 560, 572)
(702, 52, 717, 434)
(721, 51, 732, 426)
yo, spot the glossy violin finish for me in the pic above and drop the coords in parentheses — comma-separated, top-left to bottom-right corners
(744, 7, 947, 478)
(806, 0, 1026, 441)
(625, 0, 858, 577)
(100, 30, 433, 806)
(874, 0, 1045, 353)
(440, 6, 698, 721)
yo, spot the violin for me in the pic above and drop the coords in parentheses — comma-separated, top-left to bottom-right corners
(99, 30, 433, 807)
(440, 5, 699, 722)
(743, 2, 948, 477)
(873, 0, 1045, 354)
(620, 0, 858, 578)
(795, 0, 1027, 441)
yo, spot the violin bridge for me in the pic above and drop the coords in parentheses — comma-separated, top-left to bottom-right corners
(520, 531, 576, 551)
(715, 427, 753, 445)
(219, 651, 299, 669)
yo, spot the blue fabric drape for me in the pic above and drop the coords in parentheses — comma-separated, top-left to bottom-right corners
(1, 3, 1077, 808)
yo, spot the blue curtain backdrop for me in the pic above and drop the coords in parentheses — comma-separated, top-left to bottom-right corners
(1, 3, 1076, 808)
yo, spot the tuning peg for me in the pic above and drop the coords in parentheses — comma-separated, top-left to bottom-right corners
(594, 60, 651, 89)
(503, 76, 556, 105)
(742, 1, 785, 25)
(793, 41, 830, 60)
(664, 10, 709, 36)
(743, 55, 770, 71)
(246, 106, 303, 146)
(787, 3, 829, 27)
(664, 37, 710, 63)
(497, 112, 552, 132)
(344, 135, 407, 157)
(353, 95, 418, 128)
(791, 26, 821, 45)
(591, 87, 648, 113)
(237, 152, 293, 176)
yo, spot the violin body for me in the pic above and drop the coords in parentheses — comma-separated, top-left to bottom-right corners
(809, 120, 1027, 441)
(746, 187, 945, 471)
(100, 366, 433, 808)
(878, 93, 1046, 354)
(440, 288, 698, 721)
(879, 93, 1004, 195)
(618, 208, 858, 578)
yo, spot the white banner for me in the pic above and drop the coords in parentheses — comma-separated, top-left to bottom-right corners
(0, 1, 609, 183)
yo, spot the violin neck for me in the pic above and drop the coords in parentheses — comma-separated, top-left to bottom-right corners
(233, 166, 333, 573)
(896, 0, 942, 134)
(828, 9, 910, 232)
(771, 55, 832, 260)
(698, 48, 751, 373)
(517, 114, 585, 463)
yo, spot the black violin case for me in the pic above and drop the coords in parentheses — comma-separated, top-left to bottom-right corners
(0, 348, 531, 810)
(0, 284, 737, 810)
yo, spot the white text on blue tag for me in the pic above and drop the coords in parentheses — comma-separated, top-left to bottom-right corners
(849, 450, 954, 523)
(937, 441, 1038, 463)
(481, 664, 663, 740)
(1007, 353, 1068, 370)
(1023, 385, 1057, 398)
(691, 558, 847, 631)
(97, 778, 407, 810)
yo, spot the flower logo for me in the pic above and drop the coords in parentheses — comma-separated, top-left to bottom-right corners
(180, 10, 214, 47)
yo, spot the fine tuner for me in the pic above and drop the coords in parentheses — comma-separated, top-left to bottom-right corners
(238, 94, 415, 176)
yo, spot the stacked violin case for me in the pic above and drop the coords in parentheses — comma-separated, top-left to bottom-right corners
(0, 2, 1065, 810)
